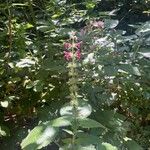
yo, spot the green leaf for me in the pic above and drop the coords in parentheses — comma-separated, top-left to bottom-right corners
(16, 58, 35, 68)
(25, 80, 34, 89)
(77, 145, 96, 150)
(60, 101, 92, 119)
(132, 66, 141, 76)
(135, 21, 150, 36)
(86, 2, 96, 9)
(0, 125, 10, 137)
(119, 64, 141, 76)
(139, 52, 150, 58)
(25, 23, 33, 29)
(76, 132, 103, 148)
(102, 142, 118, 150)
(104, 19, 119, 29)
(0, 101, 9, 108)
(124, 138, 143, 150)
(78, 118, 106, 129)
(37, 26, 52, 32)
(21, 122, 58, 150)
(59, 144, 96, 150)
(103, 65, 118, 76)
(33, 80, 44, 92)
(51, 116, 72, 127)
(12, 3, 28, 6)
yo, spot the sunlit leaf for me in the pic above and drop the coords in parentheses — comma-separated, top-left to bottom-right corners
(78, 118, 106, 129)
(0, 125, 10, 137)
(51, 116, 72, 127)
(135, 21, 150, 36)
(60, 101, 92, 118)
(0, 101, 9, 108)
(16, 58, 35, 68)
(102, 142, 118, 150)
(21, 122, 58, 150)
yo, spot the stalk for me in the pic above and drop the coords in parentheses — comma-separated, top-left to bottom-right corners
(68, 37, 79, 149)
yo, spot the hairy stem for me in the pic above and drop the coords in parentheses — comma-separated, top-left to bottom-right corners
(68, 38, 79, 149)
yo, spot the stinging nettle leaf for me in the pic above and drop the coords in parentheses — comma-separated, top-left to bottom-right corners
(78, 118, 106, 129)
(51, 116, 72, 127)
(21, 122, 58, 150)
(60, 101, 92, 119)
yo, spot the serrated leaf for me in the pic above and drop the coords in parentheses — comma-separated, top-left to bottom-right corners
(76, 132, 102, 147)
(60, 101, 92, 119)
(21, 122, 58, 150)
(51, 116, 72, 127)
(78, 118, 106, 129)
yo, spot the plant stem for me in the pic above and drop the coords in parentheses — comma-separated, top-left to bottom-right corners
(68, 37, 79, 149)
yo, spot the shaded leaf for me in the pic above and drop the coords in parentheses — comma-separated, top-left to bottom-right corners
(124, 138, 143, 150)
(104, 19, 119, 29)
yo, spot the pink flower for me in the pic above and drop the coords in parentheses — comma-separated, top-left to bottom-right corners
(63, 41, 82, 61)
(92, 21, 104, 28)
(64, 43, 72, 50)
(76, 50, 81, 60)
(64, 51, 72, 61)
(75, 41, 82, 50)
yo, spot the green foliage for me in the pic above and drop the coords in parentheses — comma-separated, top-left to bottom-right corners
(0, 0, 150, 149)
(21, 122, 58, 150)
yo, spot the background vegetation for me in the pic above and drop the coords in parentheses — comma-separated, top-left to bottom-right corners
(0, 0, 150, 149)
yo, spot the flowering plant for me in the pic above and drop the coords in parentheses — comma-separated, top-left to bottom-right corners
(21, 18, 148, 150)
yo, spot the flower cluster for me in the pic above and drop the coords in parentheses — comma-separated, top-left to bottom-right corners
(64, 41, 82, 61)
